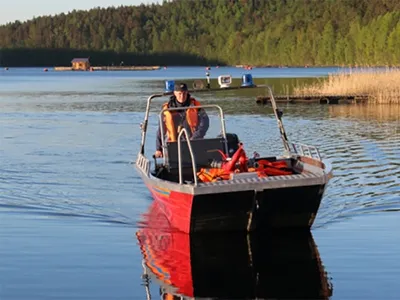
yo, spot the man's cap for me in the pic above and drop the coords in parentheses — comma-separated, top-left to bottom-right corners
(174, 82, 188, 92)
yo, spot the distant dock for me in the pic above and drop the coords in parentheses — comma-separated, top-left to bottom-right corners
(54, 65, 160, 71)
(256, 94, 369, 104)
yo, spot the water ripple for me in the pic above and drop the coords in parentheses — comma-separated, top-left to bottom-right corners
(313, 118, 400, 227)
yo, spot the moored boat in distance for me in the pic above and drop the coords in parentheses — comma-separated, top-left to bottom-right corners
(135, 74, 333, 233)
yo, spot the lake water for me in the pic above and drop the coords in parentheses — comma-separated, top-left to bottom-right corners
(0, 66, 399, 299)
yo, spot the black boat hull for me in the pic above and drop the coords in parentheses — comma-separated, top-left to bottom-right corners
(190, 184, 326, 232)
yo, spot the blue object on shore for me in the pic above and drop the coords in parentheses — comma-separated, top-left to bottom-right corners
(242, 74, 254, 87)
(165, 80, 175, 92)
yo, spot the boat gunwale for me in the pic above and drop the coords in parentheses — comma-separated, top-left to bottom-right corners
(135, 154, 332, 196)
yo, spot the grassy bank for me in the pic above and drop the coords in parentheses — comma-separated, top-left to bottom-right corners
(294, 68, 400, 104)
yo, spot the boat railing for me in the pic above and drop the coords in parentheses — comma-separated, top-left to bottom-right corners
(136, 152, 150, 175)
(177, 128, 198, 186)
(290, 142, 321, 161)
(159, 104, 228, 164)
(139, 84, 292, 166)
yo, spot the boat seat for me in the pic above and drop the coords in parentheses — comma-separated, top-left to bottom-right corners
(165, 138, 227, 170)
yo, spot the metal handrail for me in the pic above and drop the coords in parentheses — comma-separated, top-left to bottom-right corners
(139, 93, 163, 155)
(159, 104, 228, 165)
(177, 128, 198, 186)
(138, 85, 291, 160)
(290, 142, 321, 160)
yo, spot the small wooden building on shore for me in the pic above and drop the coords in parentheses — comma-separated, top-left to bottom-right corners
(71, 58, 90, 71)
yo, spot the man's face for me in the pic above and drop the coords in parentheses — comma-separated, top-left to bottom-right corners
(174, 90, 187, 103)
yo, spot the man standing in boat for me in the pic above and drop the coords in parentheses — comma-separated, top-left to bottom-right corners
(154, 83, 209, 158)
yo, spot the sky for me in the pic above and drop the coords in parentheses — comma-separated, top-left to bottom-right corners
(0, 0, 160, 25)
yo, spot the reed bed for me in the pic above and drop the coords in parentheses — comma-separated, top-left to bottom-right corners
(293, 68, 400, 104)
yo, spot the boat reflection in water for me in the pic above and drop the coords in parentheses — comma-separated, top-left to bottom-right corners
(136, 204, 333, 300)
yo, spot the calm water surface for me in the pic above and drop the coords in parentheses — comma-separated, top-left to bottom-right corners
(0, 67, 399, 299)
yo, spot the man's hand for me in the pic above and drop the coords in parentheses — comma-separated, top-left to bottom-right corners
(154, 150, 163, 158)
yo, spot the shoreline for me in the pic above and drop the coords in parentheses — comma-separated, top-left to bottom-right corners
(3, 64, 400, 69)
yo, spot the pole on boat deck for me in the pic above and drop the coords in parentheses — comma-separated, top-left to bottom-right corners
(263, 85, 291, 154)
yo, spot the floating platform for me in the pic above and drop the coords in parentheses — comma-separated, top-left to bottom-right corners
(54, 67, 73, 71)
(54, 66, 160, 71)
(256, 94, 369, 104)
(91, 66, 160, 71)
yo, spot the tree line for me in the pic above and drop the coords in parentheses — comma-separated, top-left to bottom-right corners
(1, 0, 399, 67)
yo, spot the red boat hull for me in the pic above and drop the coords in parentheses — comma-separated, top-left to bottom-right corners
(143, 181, 326, 233)
(146, 183, 194, 233)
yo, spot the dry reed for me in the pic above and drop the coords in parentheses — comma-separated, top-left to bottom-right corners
(293, 68, 400, 104)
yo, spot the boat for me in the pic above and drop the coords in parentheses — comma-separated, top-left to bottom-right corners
(135, 74, 333, 233)
(136, 205, 333, 299)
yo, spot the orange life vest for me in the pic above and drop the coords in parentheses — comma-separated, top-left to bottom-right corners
(197, 159, 294, 183)
(162, 98, 201, 142)
(197, 168, 231, 182)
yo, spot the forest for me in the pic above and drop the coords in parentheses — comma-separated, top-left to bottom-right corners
(0, 0, 399, 67)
